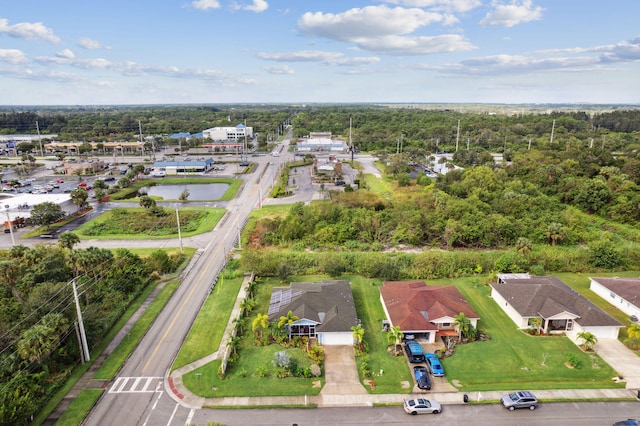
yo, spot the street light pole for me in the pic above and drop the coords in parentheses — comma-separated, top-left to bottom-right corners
(4, 204, 15, 246)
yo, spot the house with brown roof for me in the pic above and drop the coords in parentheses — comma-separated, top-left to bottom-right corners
(589, 277, 640, 322)
(379, 281, 480, 343)
(492, 274, 623, 343)
(267, 280, 358, 346)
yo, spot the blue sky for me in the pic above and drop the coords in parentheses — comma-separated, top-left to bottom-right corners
(1, 0, 639, 105)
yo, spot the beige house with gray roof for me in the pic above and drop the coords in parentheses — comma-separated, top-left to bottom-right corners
(590, 277, 640, 322)
(491, 274, 622, 343)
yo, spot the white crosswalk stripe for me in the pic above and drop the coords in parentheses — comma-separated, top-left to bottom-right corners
(108, 377, 164, 394)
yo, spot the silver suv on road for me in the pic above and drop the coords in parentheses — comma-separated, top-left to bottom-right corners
(501, 391, 538, 411)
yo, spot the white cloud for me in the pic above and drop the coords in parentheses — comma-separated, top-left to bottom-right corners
(296, 6, 474, 56)
(357, 34, 475, 55)
(256, 50, 380, 66)
(77, 37, 110, 50)
(0, 49, 28, 64)
(191, 0, 220, 11)
(0, 18, 61, 43)
(244, 0, 268, 13)
(56, 49, 75, 59)
(381, 0, 481, 13)
(298, 6, 444, 40)
(480, 0, 543, 28)
(262, 65, 294, 75)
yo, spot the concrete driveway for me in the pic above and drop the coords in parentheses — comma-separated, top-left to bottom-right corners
(594, 338, 640, 389)
(319, 345, 367, 406)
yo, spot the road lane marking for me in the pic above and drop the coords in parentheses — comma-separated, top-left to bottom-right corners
(108, 377, 163, 394)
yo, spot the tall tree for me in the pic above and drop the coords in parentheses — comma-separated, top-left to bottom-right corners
(387, 325, 404, 352)
(29, 202, 65, 230)
(277, 310, 300, 342)
(70, 187, 89, 211)
(251, 313, 270, 340)
(58, 231, 80, 250)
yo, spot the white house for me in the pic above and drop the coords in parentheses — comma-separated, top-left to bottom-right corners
(590, 277, 640, 322)
(492, 275, 622, 343)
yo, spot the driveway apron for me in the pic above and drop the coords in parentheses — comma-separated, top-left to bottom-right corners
(594, 338, 640, 389)
(320, 345, 367, 397)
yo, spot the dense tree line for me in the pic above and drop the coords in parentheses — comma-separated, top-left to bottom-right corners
(1, 105, 639, 155)
(0, 245, 184, 425)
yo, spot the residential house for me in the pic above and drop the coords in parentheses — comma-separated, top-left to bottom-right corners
(379, 281, 480, 343)
(267, 280, 358, 346)
(589, 277, 640, 322)
(491, 274, 622, 342)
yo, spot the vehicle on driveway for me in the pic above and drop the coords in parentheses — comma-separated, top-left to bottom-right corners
(501, 391, 538, 411)
(404, 340, 425, 363)
(413, 366, 431, 390)
(403, 398, 441, 415)
(425, 353, 444, 376)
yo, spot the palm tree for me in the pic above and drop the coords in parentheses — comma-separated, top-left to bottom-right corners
(545, 222, 566, 246)
(577, 331, 598, 351)
(387, 325, 404, 353)
(278, 310, 300, 342)
(58, 231, 80, 250)
(252, 313, 270, 340)
(351, 323, 365, 350)
(227, 335, 241, 358)
(529, 317, 543, 334)
(233, 316, 247, 335)
(515, 237, 532, 256)
(239, 298, 257, 317)
(628, 323, 640, 343)
(246, 280, 259, 299)
(453, 312, 471, 341)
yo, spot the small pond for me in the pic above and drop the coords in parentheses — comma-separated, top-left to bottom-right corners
(136, 183, 229, 200)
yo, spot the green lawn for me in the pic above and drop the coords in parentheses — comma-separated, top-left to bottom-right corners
(363, 173, 393, 197)
(73, 206, 226, 239)
(348, 275, 413, 394)
(172, 273, 244, 369)
(54, 389, 103, 426)
(440, 276, 622, 391)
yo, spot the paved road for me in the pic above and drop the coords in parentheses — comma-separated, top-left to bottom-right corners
(83, 137, 296, 425)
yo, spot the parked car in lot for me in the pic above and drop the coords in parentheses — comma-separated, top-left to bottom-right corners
(613, 420, 640, 426)
(501, 391, 538, 411)
(425, 353, 444, 376)
(403, 398, 441, 415)
(404, 340, 425, 363)
(413, 366, 431, 390)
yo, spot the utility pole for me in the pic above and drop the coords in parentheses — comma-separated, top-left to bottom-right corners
(36, 120, 43, 158)
(550, 119, 556, 144)
(175, 206, 183, 252)
(4, 204, 15, 246)
(72, 279, 90, 364)
(455, 120, 460, 152)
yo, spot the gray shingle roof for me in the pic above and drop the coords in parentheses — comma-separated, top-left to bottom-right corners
(268, 280, 358, 333)
(591, 277, 640, 307)
(492, 276, 621, 327)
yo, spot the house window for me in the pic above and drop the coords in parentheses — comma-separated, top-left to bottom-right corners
(290, 324, 316, 338)
(610, 292, 615, 299)
(566, 320, 573, 331)
(441, 322, 451, 327)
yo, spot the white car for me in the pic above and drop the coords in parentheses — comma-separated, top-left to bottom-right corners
(403, 398, 441, 415)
